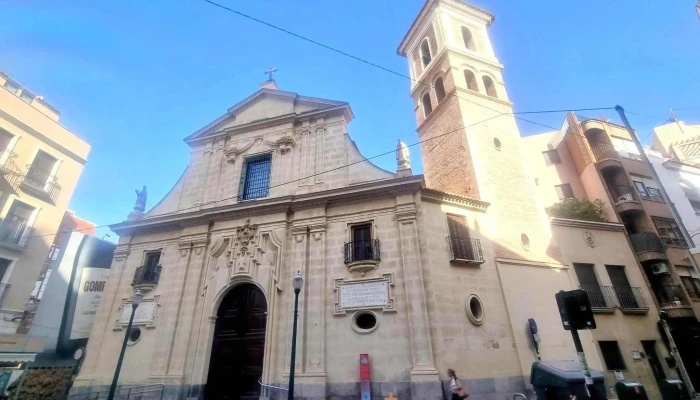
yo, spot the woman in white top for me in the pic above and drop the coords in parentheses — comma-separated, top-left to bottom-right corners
(448, 368, 468, 400)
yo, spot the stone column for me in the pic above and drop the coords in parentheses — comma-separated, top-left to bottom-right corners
(395, 197, 440, 398)
(167, 234, 209, 382)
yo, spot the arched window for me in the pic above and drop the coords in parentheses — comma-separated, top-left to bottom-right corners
(482, 76, 497, 98)
(420, 39, 432, 67)
(464, 70, 478, 91)
(422, 93, 433, 117)
(461, 27, 476, 51)
(434, 78, 446, 103)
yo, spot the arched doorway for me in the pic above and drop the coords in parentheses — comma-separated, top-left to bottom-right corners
(205, 284, 267, 399)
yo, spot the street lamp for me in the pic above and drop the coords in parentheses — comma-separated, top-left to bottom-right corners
(288, 272, 303, 400)
(107, 289, 143, 400)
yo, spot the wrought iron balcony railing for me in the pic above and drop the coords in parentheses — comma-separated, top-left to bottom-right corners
(655, 284, 694, 318)
(21, 165, 61, 203)
(0, 218, 34, 249)
(447, 237, 484, 264)
(613, 286, 649, 311)
(612, 185, 640, 203)
(132, 264, 162, 289)
(0, 150, 17, 174)
(629, 232, 667, 254)
(344, 239, 380, 264)
(580, 285, 615, 310)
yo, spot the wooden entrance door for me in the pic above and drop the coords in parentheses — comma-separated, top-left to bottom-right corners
(205, 284, 267, 399)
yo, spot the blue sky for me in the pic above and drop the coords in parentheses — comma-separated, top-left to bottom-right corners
(1, 0, 699, 239)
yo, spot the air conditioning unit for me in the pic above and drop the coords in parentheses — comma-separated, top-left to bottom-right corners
(651, 263, 669, 275)
(618, 194, 633, 202)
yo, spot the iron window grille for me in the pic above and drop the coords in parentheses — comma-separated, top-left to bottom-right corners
(239, 153, 272, 201)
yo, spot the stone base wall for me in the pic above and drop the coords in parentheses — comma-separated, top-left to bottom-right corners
(70, 376, 527, 400)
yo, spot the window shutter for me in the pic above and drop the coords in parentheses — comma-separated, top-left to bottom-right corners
(447, 214, 472, 260)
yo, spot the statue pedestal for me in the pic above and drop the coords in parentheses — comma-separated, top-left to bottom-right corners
(397, 166, 412, 178)
(127, 210, 145, 221)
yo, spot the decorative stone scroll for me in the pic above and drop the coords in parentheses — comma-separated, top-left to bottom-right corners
(114, 295, 161, 330)
(333, 273, 396, 315)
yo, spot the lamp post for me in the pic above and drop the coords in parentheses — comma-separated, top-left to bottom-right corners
(288, 272, 303, 400)
(107, 289, 143, 400)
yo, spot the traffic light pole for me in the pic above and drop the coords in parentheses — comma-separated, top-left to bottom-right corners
(570, 328, 596, 400)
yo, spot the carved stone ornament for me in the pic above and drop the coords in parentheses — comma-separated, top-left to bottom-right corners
(224, 138, 260, 163)
(312, 232, 322, 241)
(235, 219, 259, 254)
(583, 230, 595, 248)
(294, 235, 305, 243)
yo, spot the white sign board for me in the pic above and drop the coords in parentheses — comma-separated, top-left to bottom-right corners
(340, 281, 388, 309)
(70, 268, 111, 339)
(120, 301, 157, 325)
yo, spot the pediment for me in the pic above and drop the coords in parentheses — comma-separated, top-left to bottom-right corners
(184, 88, 351, 144)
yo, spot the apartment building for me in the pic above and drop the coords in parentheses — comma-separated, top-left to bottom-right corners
(0, 71, 90, 360)
(523, 113, 700, 391)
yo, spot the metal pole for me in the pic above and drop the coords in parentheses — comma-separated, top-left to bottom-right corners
(615, 105, 698, 396)
(288, 289, 300, 400)
(107, 303, 138, 400)
(570, 328, 596, 400)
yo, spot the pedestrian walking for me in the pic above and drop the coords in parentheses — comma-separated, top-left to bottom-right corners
(448, 368, 469, 400)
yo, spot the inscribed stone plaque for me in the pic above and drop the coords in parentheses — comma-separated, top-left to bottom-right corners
(120, 301, 156, 325)
(340, 281, 388, 309)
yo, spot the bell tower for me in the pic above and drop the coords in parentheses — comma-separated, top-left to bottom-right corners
(398, 0, 559, 262)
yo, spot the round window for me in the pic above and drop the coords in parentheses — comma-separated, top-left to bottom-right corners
(128, 327, 142, 344)
(520, 233, 531, 251)
(466, 294, 484, 325)
(352, 311, 378, 334)
(493, 137, 502, 150)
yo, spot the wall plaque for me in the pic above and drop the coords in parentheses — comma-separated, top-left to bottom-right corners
(334, 273, 396, 315)
(341, 281, 388, 309)
(114, 295, 160, 329)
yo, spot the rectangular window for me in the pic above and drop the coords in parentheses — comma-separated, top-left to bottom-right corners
(678, 266, 700, 299)
(145, 251, 161, 268)
(19, 91, 34, 104)
(633, 180, 649, 198)
(3, 80, 20, 95)
(0, 201, 35, 246)
(607, 265, 638, 309)
(555, 184, 575, 200)
(26, 150, 58, 190)
(612, 137, 642, 161)
(599, 341, 626, 371)
(447, 214, 474, 261)
(652, 218, 687, 247)
(543, 150, 561, 166)
(641, 341, 666, 380)
(574, 263, 609, 308)
(631, 174, 664, 201)
(239, 153, 272, 201)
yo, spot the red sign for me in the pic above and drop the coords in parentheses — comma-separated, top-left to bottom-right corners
(360, 353, 370, 381)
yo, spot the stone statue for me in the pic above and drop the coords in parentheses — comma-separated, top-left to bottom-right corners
(396, 140, 412, 177)
(396, 140, 410, 170)
(134, 186, 147, 212)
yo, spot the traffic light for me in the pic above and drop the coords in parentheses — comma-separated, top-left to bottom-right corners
(555, 289, 596, 331)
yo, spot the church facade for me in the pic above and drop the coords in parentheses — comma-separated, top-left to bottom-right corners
(71, 1, 671, 399)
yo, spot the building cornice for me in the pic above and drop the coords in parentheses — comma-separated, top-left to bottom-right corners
(420, 188, 489, 211)
(549, 217, 625, 232)
(110, 176, 425, 236)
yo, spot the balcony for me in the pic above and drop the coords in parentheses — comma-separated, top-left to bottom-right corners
(580, 285, 616, 312)
(344, 239, 380, 273)
(591, 144, 623, 170)
(629, 232, 668, 262)
(614, 286, 649, 313)
(447, 237, 484, 264)
(611, 185, 644, 214)
(0, 218, 34, 250)
(20, 166, 61, 204)
(655, 285, 695, 319)
(132, 264, 162, 291)
(0, 150, 17, 175)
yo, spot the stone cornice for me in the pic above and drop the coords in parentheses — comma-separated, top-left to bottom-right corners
(420, 188, 489, 211)
(549, 217, 625, 232)
(110, 176, 425, 236)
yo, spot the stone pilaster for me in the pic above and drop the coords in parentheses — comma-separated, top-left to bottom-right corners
(304, 223, 327, 376)
(286, 226, 308, 375)
(167, 233, 209, 378)
(150, 239, 195, 377)
(395, 198, 440, 389)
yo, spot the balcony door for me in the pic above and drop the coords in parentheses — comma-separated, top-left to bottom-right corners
(606, 265, 638, 308)
(27, 150, 57, 190)
(447, 214, 473, 260)
(1, 201, 34, 246)
(574, 263, 607, 308)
